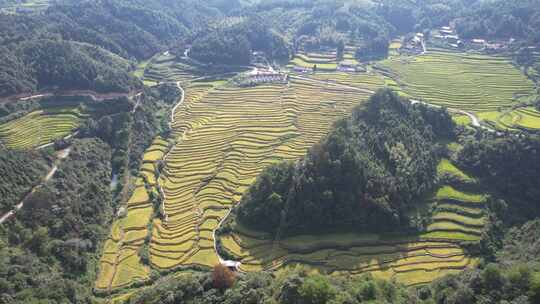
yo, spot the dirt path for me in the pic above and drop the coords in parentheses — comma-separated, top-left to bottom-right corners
(157, 81, 185, 224)
(170, 82, 184, 125)
(131, 92, 144, 114)
(0, 147, 71, 224)
(1, 89, 142, 104)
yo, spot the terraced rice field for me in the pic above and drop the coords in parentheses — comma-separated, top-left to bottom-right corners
(423, 158, 486, 242)
(289, 52, 339, 71)
(97, 63, 492, 289)
(95, 136, 170, 292)
(479, 107, 540, 131)
(221, 226, 477, 286)
(143, 53, 202, 84)
(149, 76, 379, 272)
(133, 59, 158, 86)
(308, 72, 385, 91)
(0, 106, 84, 149)
(379, 50, 536, 112)
(221, 157, 484, 286)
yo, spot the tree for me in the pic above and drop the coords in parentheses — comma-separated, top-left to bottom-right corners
(212, 264, 236, 290)
(336, 41, 345, 61)
(299, 276, 337, 304)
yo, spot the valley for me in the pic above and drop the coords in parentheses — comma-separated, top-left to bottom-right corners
(89, 43, 538, 296)
(1, 1, 540, 303)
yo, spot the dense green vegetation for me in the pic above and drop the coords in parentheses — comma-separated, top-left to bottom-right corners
(455, 0, 540, 42)
(0, 148, 49, 212)
(189, 16, 292, 65)
(0, 139, 112, 303)
(237, 89, 454, 235)
(0, 31, 139, 96)
(0, 0, 227, 96)
(458, 134, 540, 225)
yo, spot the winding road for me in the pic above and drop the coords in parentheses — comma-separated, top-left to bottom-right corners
(1, 90, 142, 104)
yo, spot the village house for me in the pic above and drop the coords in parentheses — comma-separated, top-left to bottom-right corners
(236, 68, 288, 86)
(471, 39, 486, 45)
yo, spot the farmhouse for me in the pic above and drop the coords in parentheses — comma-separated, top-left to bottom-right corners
(236, 68, 288, 86)
(471, 39, 486, 45)
(401, 32, 425, 54)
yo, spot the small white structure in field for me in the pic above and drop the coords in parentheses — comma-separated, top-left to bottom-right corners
(222, 260, 241, 271)
(472, 39, 486, 45)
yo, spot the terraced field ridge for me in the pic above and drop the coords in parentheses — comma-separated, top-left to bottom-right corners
(478, 106, 540, 131)
(379, 49, 536, 113)
(423, 157, 487, 242)
(141, 52, 246, 85)
(288, 52, 339, 71)
(98, 55, 499, 290)
(95, 136, 170, 292)
(221, 228, 476, 286)
(221, 156, 484, 286)
(150, 77, 378, 271)
(0, 106, 84, 149)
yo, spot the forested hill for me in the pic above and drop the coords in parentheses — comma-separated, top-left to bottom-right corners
(455, 0, 540, 42)
(237, 89, 455, 235)
(0, 40, 140, 97)
(0, 0, 228, 97)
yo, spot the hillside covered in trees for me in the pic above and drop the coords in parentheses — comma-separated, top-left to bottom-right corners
(237, 90, 455, 235)
(0, 139, 113, 303)
(0, 0, 225, 96)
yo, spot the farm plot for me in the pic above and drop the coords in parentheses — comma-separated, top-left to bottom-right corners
(221, 226, 477, 287)
(0, 106, 84, 149)
(423, 158, 487, 242)
(149, 76, 378, 271)
(288, 52, 339, 71)
(95, 137, 171, 292)
(142, 54, 202, 84)
(479, 107, 540, 131)
(133, 59, 158, 87)
(143, 53, 246, 84)
(308, 72, 385, 91)
(220, 157, 484, 286)
(379, 50, 536, 112)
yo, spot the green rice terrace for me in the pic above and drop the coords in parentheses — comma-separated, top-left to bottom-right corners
(0, 104, 85, 149)
(378, 49, 537, 113)
(288, 52, 339, 71)
(477, 106, 540, 131)
(287, 45, 361, 72)
(139, 51, 248, 85)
